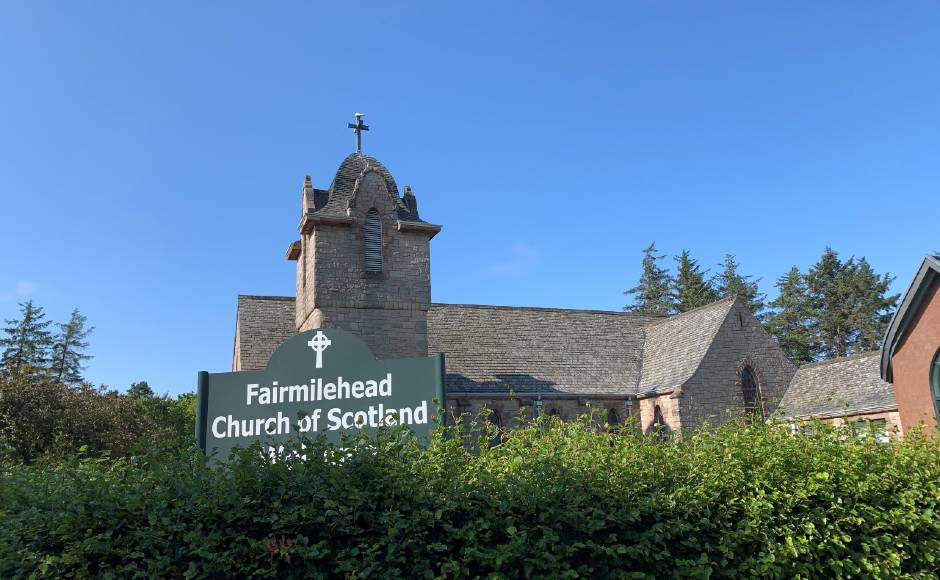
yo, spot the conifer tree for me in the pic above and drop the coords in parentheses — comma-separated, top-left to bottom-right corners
(672, 250, 718, 312)
(624, 243, 675, 315)
(0, 300, 54, 377)
(765, 266, 814, 363)
(804, 248, 898, 359)
(715, 254, 767, 320)
(49, 308, 94, 385)
(846, 257, 897, 352)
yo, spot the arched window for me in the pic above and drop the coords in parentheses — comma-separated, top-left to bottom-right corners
(651, 405, 670, 439)
(932, 349, 940, 426)
(548, 407, 561, 418)
(741, 366, 764, 420)
(364, 208, 383, 273)
(607, 408, 619, 426)
(488, 409, 502, 428)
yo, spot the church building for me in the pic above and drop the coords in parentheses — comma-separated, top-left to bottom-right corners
(231, 121, 939, 436)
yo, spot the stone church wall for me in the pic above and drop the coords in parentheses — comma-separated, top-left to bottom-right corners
(637, 393, 682, 433)
(679, 301, 797, 430)
(446, 396, 635, 428)
(296, 170, 433, 360)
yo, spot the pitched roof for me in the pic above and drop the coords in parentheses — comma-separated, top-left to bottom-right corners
(636, 297, 736, 395)
(234, 295, 297, 371)
(427, 303, 662, 395)
(776, 351, 896, 419)
(880, 254, 940, 382)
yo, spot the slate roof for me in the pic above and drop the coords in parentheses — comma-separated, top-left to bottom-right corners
(427, 304, 663, 395)
(636, 297, 736, 395)
(232, 296, 746, 398)
(233, 296, 297, 371)
(309, 153, 421, 222)
(776, 351, 897, 419)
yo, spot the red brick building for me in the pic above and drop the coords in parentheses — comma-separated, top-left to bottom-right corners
(880, 254, 940, 435)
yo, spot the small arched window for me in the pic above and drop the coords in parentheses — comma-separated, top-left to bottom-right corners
(548, 407, 561, 418)
(651, 405, 670, 439)
(364, 208, 383, 273)
(931, 349, 940, 426)
(741, 366, 764, 420)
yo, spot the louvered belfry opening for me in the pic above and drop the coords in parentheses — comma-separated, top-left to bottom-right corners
(364, 208, 383, 273)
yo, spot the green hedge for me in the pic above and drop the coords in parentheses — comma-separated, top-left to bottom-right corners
(2, 418, 939, 578)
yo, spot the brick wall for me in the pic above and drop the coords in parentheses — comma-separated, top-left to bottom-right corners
(892, 281, 940, 434)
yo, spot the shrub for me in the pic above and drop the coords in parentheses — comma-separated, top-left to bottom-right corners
(0, 374, 196, 463)
(1, 417, 938, 578)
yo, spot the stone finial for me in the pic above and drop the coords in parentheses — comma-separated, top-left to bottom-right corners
(403, 185, 418, 216)
(303, 175, 313, 192)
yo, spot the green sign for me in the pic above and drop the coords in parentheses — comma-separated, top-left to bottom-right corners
(196, 329, 445, 459)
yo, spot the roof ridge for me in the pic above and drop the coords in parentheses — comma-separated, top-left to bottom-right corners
(797, 350, 881, 370)
(645, 295, 737, 327)
(238, 295, 295, 302)
(430, 302, 667, 318)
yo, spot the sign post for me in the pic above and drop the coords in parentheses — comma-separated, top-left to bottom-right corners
(196, 329, 445, 460)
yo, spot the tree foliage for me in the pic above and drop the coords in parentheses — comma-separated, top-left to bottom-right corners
(765, 266, 814, 363)
(624, 242, 675, 315)
(0, 300, 53, 378)
(804, 248, 898, 359)
(49, 308, 94, 385)
(715, 254, 767, 320)
(2, 417, 939, 578)
(672, 250, 718, 312)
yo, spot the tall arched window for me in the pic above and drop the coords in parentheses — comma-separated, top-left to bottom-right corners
(741, 366, 764, 420)
(931, 349, 940, 426)
(364, 209, 383, 273)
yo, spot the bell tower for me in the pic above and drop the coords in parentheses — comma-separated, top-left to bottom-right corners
(286, 117, 441, 359)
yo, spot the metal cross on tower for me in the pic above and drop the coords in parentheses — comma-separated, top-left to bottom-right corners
(347, 113, 369, 153)
(307, 331, 332, 369)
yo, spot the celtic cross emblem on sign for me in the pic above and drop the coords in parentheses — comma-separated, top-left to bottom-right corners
(307, 331, 332, 369)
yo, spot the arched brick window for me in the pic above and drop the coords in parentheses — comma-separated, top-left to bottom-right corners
(364, 208, 383, 273)
(741, 365, 764, 420)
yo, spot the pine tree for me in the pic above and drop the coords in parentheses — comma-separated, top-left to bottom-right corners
(765, 266, 814, 363)
(804, 248, 898, 359)
(624, 243, 675, 315)
(0, 300, 54, 377)
(49, 308, 94, 385)
(846, 257, 897, 352)
(805, 248, 850, 358)
(672, 250, 718, 312)
(715, 254, 767, 319)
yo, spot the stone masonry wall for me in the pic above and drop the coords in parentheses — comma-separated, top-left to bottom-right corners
(446, 397, 634, 428)
(296, 170, 433, 360)
(637, 393, 682, 433)
(678, 301, 797, 430)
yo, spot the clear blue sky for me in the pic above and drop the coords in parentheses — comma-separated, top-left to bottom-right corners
(2, 2, 938, 396)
